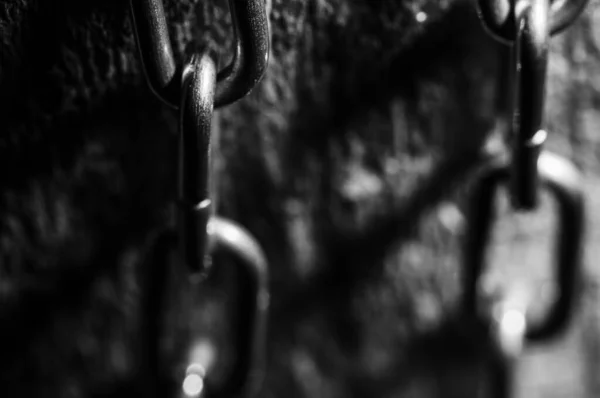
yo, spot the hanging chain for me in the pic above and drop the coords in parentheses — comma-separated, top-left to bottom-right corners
(462, 152, 585, 342)
(468, 1, 588, 396)
(509, 0, 550, 209)
(129, 1, 271, 397)
(204, 217, 270, 398)
(129, 0, 270, 109)
(478, 0, 588, 209)
(130, 0, 270, 275)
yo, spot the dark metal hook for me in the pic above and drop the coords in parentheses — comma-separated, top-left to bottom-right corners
(462, 151, 585, 343)
(476, 0, 589, 44)
(509, 0, 549, 209)
(181, 217, 269, 398)
(129, 0, 270, 108)
(178, 52, 217, 276)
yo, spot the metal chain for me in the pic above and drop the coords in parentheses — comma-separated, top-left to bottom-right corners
(462, 152, 585, 341)
(178, 52, 217, 278)
(477, 0, 589, 209)
(469, 1, 589, 396)
(129, 0, 270, 109)
(129, 1, 271, 397)
(461, 141, 586, 398)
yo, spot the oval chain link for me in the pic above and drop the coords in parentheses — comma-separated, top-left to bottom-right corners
(129, 0, 270, 109)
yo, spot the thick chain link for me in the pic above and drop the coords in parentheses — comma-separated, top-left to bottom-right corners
(477, 0, 588, 208)
(462, 152, 585, 342)
(130, 0, 269, 276)
(178, 52, 217, 278)
(510, 0, 550, 209)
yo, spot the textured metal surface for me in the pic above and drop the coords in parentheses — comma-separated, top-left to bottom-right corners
(476, 0, 589, 43)
(462, 151, 585, 343)
(129, 0, 270, 108)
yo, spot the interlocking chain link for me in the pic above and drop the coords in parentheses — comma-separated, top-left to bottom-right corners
(130, 0, 270, 276)
(204, 217, 269, 398)
(129, 0, 270, 109)
(470, 1, 589, 396)
(129, 1, 271, 398)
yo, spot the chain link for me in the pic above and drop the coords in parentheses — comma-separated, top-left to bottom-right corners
(462, 152, 585, 342)
(509, 0, 550, 209)
(129, 0, 270, 109)
(204, 217, 269, 398)
(461, 153, 585, 396)
(130, 0, 270, 275)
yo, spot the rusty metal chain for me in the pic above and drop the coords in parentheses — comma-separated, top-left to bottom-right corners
(462, 153, 585, 340)
(461, 140, 586, 398)
(129, 1, 271, 397)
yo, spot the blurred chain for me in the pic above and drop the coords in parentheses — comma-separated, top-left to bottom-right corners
(462, 152, 585, 397)
(467, 1, 589, 396)
(130, 0, 270, 109)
